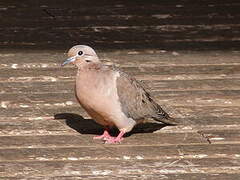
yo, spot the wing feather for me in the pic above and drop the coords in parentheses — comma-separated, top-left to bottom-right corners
(115, 70, 177, 125)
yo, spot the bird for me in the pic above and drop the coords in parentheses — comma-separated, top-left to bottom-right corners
(61, 45, 178, 143)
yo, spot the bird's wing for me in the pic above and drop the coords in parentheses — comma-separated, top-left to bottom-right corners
(115, 69, 178, 125)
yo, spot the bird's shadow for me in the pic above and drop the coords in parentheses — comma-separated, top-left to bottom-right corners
(54, 113, 168, 137)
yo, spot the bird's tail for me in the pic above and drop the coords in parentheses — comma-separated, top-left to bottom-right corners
(153, 104, 179, 125)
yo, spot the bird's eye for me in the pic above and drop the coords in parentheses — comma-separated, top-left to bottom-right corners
(78, 51, 83, 56)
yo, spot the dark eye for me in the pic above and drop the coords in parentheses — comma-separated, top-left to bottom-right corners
(86, 60, 91, 62)
(78, 51, 83, 56)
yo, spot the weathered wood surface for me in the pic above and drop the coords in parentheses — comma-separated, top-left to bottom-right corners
(0, 49, 240, 179)
(0, 0, 240, 179)
(0, 0, 240, 50)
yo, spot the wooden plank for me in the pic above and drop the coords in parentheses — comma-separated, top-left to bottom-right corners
(1, 90, 240, 107)
(0, 158, 239, 177)
(0, 51, 240, 83)
(0, 119, 76, 136)
(5, 89, 240, 108)
(0, 135, 90, 149)
(198, 130, 240, 144)
(155, 92, 240, 107)
(0, 106, 89, 118)
(1, 28, 240, 50)
(0, 0, 239, 49)
(1, 2, 239, 27)
(2, 73, 240, 83)
(1, 51, 240, 65)
(0, 1, 239, 179)
(13, 174, 240, 180)
(2, 14, 240, 27)
(1, 26, 239, 43)
(178, 144, 240, 157)
(1, 174, 240, 180)
(1, 0, 239, 16)
(0, 146, 181, 162)
(1, 3, 239, 25)
(0, 132, 206, 148)
(0, 106, 240, 123)
(0, 144, 239, 162)
(152, 80, 240, 91)
(0, 64, 239, 78)
(159, 124, 240, 133)
(1, 80, 240, 94)
(3, 174, 238, 180)
(1, 105, 240, 122)
(150, 116, 240, 126)
(0, 115, 239, 134)
(173, 106, 240, 119)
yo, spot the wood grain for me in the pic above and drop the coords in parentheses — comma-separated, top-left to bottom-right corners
(0, 0, 240, 179)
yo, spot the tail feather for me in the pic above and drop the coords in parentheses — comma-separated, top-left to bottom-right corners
(153, 114, 178, 125)
(153, 104, 179, 125)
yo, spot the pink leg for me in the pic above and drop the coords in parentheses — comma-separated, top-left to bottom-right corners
(93, 130, 112, 140)
(104, 130, 125, 144)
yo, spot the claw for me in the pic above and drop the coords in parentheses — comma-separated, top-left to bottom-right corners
(93, 130, 112, 140)
(104, 131, 125, 144)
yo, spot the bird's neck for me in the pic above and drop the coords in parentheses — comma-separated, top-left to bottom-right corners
(77, 62, 103, 72)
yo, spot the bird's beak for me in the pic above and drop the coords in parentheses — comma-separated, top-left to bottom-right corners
(61, 55, 77, 66)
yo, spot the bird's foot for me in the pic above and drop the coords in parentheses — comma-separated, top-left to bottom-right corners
(93, 130, 112, 140)
(104, 131, 125, 144)
(104, 137, 124, 144)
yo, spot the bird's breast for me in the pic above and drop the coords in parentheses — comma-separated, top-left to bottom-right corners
(75, 70, 120, 114)
(74, 70, 136, 131)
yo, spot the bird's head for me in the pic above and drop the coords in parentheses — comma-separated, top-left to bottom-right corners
(62, 45, 100, 67)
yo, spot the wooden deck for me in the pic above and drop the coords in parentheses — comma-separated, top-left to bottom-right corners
(0, 0, 240, 179)
(0, 50, 240, 179)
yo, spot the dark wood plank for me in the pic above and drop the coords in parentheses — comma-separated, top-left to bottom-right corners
(0, 0, 239, 49)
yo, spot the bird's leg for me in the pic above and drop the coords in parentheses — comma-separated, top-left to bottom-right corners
(104, 130, 125, 144)
(93, 129, 112, 140)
